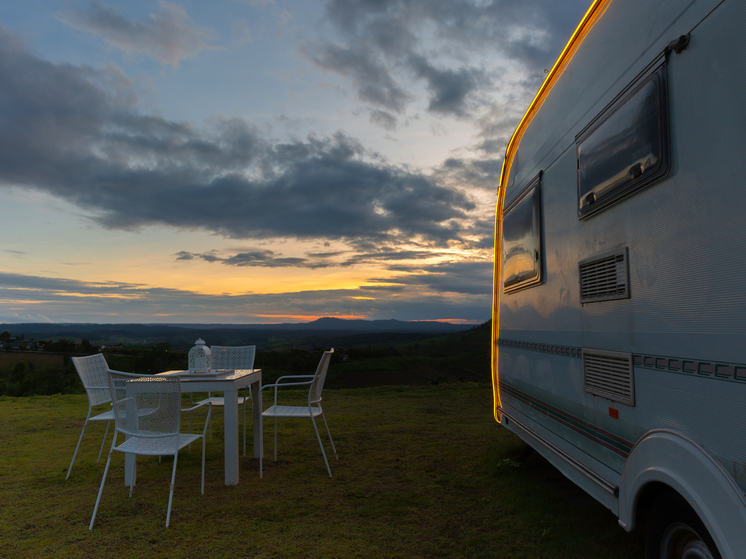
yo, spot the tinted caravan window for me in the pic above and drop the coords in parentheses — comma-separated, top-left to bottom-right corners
(503, 175, 542, 293)
(577, 63, 669, 219)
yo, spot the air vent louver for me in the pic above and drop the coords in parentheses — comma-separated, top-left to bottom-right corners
(579, 248, 629, 303)
(582, 348, 635, 406)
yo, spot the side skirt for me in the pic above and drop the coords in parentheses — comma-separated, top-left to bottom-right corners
(501, 408, 619, 497)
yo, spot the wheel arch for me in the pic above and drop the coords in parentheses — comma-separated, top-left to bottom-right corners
(618, 429, 746, 559)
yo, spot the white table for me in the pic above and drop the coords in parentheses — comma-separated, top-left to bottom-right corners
(124, 369, 262, 486)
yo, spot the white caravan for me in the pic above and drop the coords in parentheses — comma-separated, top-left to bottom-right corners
(491, 0, 746, 557)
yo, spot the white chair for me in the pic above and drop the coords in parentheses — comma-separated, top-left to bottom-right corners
(196, 345, 256, 455)
(66, 354, 118, 480)
(89, 371, 211, 529)
(261, 349, 338, 477)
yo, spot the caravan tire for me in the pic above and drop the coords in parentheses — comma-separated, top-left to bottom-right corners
(644, 492, 721, 559)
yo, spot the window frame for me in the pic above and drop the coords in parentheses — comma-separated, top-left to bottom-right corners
(502, 171, 543, 294)
(576, 55, 670, 220)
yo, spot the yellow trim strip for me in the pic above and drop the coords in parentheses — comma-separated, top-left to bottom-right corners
(492, 0, 614, 423)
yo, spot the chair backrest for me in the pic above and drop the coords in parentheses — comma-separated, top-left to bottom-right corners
(72, 354, 112, 407)
(108, 371, 182, 438)
(210, 345, 256, 371)
(310, 349, 334, 404)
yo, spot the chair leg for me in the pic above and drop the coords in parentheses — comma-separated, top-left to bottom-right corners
(243, 386, 252, 457)
(310, 414, 333, 478)
(96, 421, 111, 463)
(189, 393, 194, 440)
(274, 416, 278, 462)
(66, 420, 89, 480)
(166, 453, 178, 528)
(208, 392, 214, 441)
(320, 411, 338, 460)
(201, 435, 206, 495)
(89, 450, 113, 530)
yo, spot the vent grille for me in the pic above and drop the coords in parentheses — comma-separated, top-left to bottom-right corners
(582, 348, 635, 406)
(579, 248, 629, 303)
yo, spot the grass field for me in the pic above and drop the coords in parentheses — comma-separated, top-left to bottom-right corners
(0, 383, 644, 558)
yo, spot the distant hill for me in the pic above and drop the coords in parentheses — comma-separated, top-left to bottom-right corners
(0, 318, 477, 351)
(166, 317, 473, 333)
(272, 317, 472, 333)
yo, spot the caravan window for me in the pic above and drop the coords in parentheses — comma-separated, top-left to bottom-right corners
(576, 63, 669, 219)
(503, 175, 542, 293)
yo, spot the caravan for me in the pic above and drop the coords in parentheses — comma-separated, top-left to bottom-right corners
(491, 0, 746, 557)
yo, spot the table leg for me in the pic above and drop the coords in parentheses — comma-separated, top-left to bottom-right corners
(223, 387, 239, 485)
(123, 388, 137, 487)
(252, 378, 263, 478)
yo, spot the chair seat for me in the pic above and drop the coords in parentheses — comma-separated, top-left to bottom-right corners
(91, 409, 115, 421)
(114, 433, 202, 456)
(262, 404, 322, 418)
(197, 396, 250, 407)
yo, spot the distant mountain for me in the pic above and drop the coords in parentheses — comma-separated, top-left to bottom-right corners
(0, 318, 477, 350)
(255, 317, 473, 333)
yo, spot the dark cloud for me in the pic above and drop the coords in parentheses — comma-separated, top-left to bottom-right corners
(310, 0, 591, 118)
(340, 248, 445, 266)
(435, 155, 503, 191)
(369, 108, 398, 130)
(324, 0, 589, 66)
(60, 1, 219, 68)
(175, 245, 454, 269)
(175, 250, 329, 269)
(376, 260, 493, 295)
(309, 43, 410, 111)
(0, 26, 475, 247)
(407, 54, 488, 117)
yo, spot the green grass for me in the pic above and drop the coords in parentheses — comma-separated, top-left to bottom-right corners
(0, 384, 644, 558)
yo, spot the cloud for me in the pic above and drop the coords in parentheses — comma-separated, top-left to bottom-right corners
(174, 244, 456, 270)
(175, 249, 330, 269)
(309, 42, 410, 112)
(369, 109, 398, 130)
(308, 0, 591, 119)
(60, 1, 219, 68)
(339, 248, 446, 267)
(0, 271, 490, 323)
(407, 54, 488, 117)
(375, 260, 493, 295)
(0, 26, 475, 247)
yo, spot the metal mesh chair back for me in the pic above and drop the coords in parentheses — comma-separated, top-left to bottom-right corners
(90, 371, 210, 529)
(309, 349, 334, 404)
(73, 354, 112, 407)
(210, 345, 256, 370)
(108, 372, 182, 438)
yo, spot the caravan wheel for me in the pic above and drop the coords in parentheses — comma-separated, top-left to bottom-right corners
(644, 492, 721, 559)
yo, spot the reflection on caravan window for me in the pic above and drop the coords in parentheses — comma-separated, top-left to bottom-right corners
(503, 181, 541, 293)
(577, 64, 668, 218)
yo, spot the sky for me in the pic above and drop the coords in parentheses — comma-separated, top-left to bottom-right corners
(0, 0, 591, 324)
